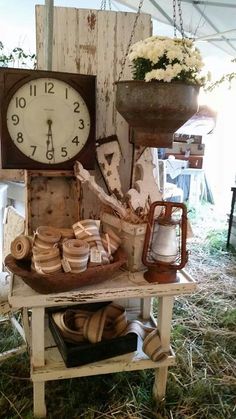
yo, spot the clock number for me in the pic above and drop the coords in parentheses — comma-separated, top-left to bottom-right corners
(30, 85, 37, 96)
(65, 88, 68, 99)
(46, 150, 54, 160)
(11, 114, 19, 126)
(30, 145, 37, 156)
(16, 132, 24, 143)
(45, 82, 54, 94)
(74, 102, 80, 113)
(15, 97, 26, 108)
(61, 147, 68, 157)
(72, 136, 80, 146)
(78, 119, 85, 129)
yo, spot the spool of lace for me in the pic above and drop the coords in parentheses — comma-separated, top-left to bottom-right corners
(10, 235, 33, 260)
(34, 226, 61, 249)
(32, 246, 62, 274)
(62, 239, 89, 273)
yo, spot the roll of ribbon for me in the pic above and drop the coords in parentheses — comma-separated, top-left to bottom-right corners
(62, 239, 90, 273)
(10, 235, 33, 260)
(57, 228, 75, 240)
(32, 246, 62, 274)
(52, 302, 169, 362)
(73, 220, 109, 266)
(34, 226, 61, 249)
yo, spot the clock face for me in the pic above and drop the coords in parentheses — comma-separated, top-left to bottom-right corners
(6, 77, 91, 165)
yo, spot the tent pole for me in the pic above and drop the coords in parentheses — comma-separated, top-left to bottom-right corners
(44, 0, 54, 70)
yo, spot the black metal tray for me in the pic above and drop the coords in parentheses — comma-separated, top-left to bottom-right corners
(47, 303, 137, 368)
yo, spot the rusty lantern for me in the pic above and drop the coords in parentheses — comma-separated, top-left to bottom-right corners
(142, 201, 188, 284)
(116, 81, 200, 148)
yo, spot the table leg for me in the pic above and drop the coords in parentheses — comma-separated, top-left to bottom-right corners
(141, 297, 152, 320)
(31, 307, 46, 416)
(153, 366, 168, 401)
(188, 173, 202, 209)
(227, 188, 236, 248)
(33, 381, 46, 418)
(153, 296, 174, 401)
(22, 308, 31, 347)
(31, 307, 45, 367)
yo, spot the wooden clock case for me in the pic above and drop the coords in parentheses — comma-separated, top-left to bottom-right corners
(0, 67, 96, 170)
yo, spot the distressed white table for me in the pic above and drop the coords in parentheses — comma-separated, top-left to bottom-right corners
(9, 269, 196, 418)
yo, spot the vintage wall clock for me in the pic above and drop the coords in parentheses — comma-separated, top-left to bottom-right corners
(0, 67, 96, 169)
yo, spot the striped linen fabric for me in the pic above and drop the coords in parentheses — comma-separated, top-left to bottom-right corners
(72, 219, 100, 241)
(72, 219, 110, 266)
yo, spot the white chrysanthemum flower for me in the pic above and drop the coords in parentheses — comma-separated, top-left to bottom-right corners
(128, 35, 207, 84)
(145, 69, 166, 82)
(166, 48, 184, 62)
(184, 55, 204, 69)
(171, 63, 183, 76)
(147, 45, 165, 63)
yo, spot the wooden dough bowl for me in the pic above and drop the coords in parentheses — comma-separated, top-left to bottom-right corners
(5, 248, 127, 294)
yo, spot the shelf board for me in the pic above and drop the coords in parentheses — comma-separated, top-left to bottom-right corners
(32, 335, 176, 382)
(10, 269, 197, 309)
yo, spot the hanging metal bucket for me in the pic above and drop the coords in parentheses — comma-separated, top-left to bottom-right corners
(116, 80, 200, 147)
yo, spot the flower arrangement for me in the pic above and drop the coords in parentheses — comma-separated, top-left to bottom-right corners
(128, 35, 206, 85)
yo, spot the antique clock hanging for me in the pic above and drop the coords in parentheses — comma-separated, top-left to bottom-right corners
(0, 67, 96, 169)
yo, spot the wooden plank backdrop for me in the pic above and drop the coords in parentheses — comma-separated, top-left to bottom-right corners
(25, 171, 80, 235)
(35, 6, 152, 311)
(35, 6, 152, 218)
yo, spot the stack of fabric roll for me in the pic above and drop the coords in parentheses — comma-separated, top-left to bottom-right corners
(72, 220, 109, 266)
(10, 220, 122, 276)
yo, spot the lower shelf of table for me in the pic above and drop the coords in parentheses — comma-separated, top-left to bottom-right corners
(31, 334, 176, 382)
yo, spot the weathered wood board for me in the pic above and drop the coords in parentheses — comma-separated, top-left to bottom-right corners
(36, 7, 152, 217)
(25, 171, 80, 235)
(35, 7, 152, 313)
(165, 141, 205, 156)
(3, 206, 25, 261)
(0, 170, 25, 182)
(127, 148, 162, 212)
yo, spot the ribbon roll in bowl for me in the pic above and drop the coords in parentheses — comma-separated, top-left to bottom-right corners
(62, 239, 90, 273)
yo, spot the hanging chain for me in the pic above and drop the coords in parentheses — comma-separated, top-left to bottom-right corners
(118, 0, 144, 82)
(177, 0, 186, 39)
(173, 0, 186, 39)
(173, 0, 177, 37)
(100, 0, 112, 10)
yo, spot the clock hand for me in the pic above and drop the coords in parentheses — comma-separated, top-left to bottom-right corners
(46, 119, 55, 162)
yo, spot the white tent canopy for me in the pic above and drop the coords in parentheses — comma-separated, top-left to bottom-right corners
(114, 0, 236, 58)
